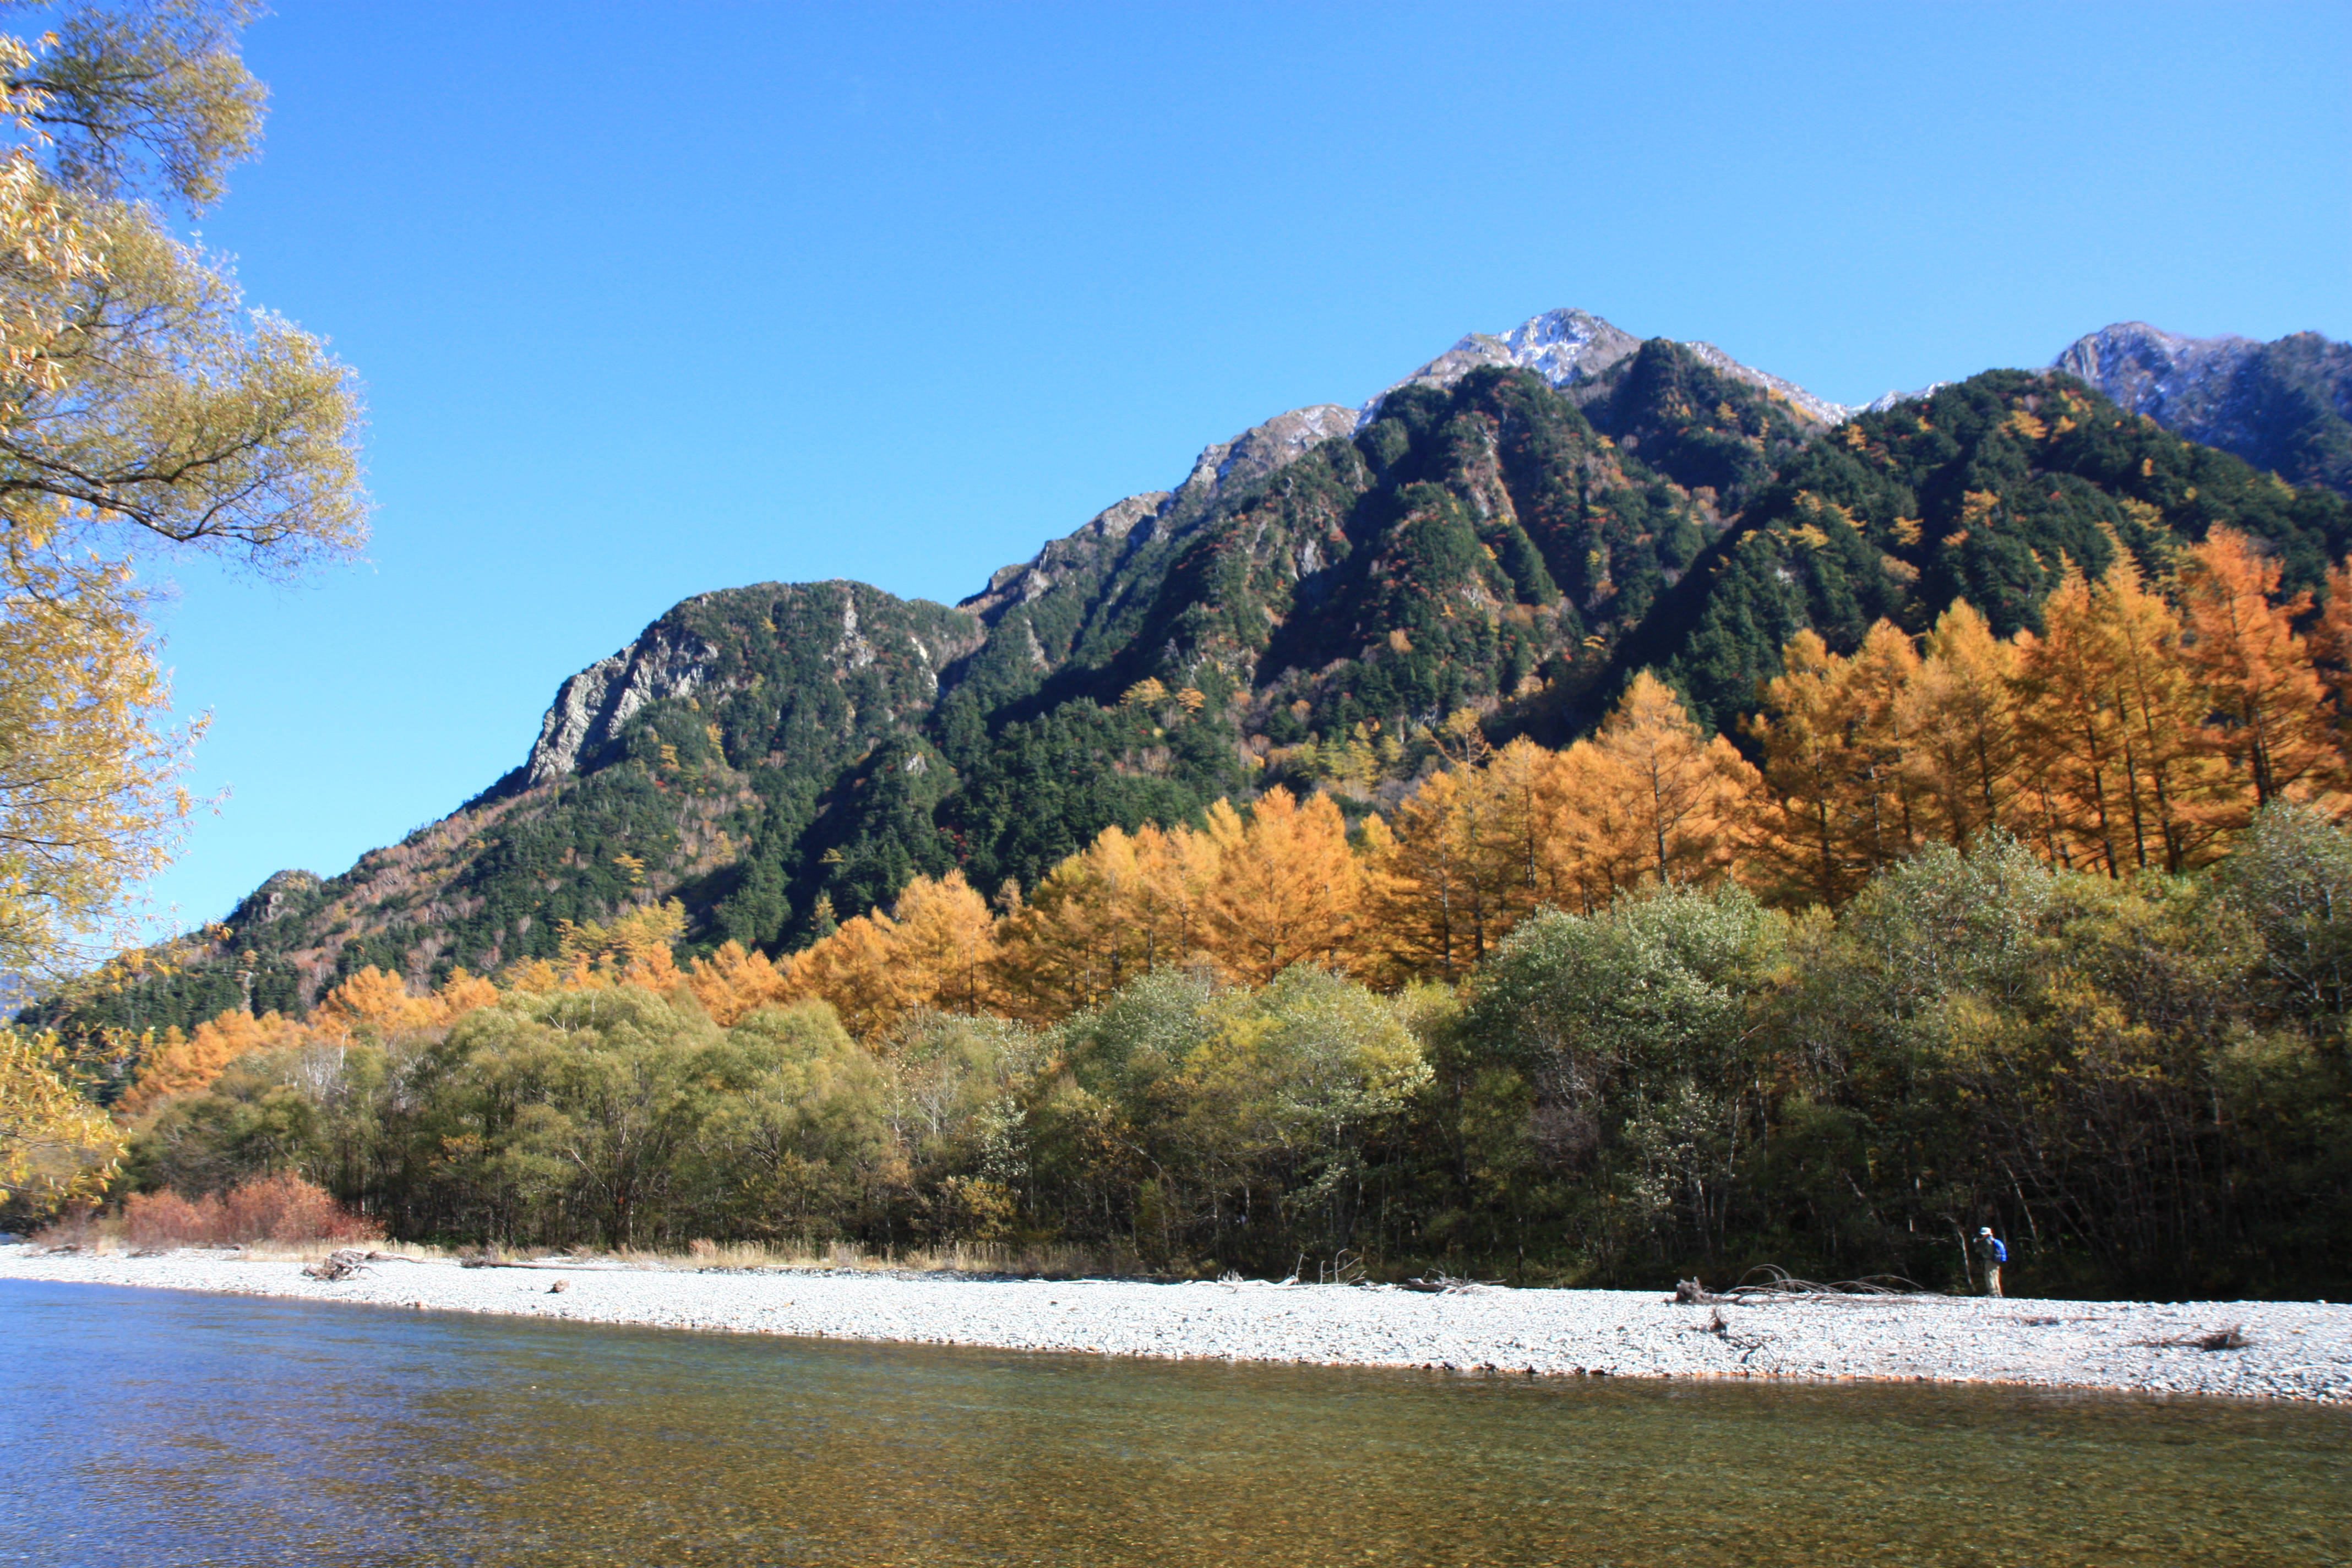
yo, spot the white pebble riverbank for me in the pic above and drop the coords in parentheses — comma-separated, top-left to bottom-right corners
(6, 1244, 2348, 1403)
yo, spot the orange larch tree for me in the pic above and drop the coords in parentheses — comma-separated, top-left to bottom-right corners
(1586, 671, 1761, 890)
(117, 1008, 310, 1118)
(2177, 527, 2334, 816)
(1198, 787, 1363, 984)
(683, 941, 796, 1027)
(992, 825, 1151, 1020)
(1359, 767, 1489, 984)
(2095, 552, 2230, 870)
(786, 872, 999, 1039)
(1901, 600, 2024, 846)
(1746, 630, 1875, 905)
(2013, 562, 2137, 875)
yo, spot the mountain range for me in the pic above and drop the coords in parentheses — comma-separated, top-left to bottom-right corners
(48, 309, 2352, 1037)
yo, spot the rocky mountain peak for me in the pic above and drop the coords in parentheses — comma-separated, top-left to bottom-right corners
(2055, 322, 2352, 497)
(958, 490, 1170, 622)
(1360, 309, 1858, 428)
(225, 869, 323, 933)
(1364, 308, 1645, 415)
(2053, 322, 2260, 417)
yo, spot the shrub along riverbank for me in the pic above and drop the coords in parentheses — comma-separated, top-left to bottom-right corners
(102, 809, 2352, 1300)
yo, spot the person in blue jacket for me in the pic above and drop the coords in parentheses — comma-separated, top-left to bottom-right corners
(1976, 1227, 2007, 1297)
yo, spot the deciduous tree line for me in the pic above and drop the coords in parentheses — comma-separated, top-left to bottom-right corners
(83, 526, 2352, 1294)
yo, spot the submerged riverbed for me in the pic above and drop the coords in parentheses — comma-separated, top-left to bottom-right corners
(4, 1281, 2345, 1566)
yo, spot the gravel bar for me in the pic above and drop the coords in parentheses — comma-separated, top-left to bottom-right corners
(7, 1245, 2348, 1403)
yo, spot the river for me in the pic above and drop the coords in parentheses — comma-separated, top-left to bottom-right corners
(2, 1280, 2343, 1565)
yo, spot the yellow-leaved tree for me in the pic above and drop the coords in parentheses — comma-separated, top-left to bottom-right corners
(115, 1005, 306, 1118)
(1, 1027, 122, 1203)
(0, 5, 362, 1219)
(0, 3, 363, 978)
(2176, 527, 2335, 816)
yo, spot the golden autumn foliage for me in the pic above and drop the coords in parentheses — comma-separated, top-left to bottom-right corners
(1199, 788, 1362, 984)
(684, 940, 796, 1027)
(2012, 555, 2223, 875)
(785, 870, 1000, 1039)
(2177, 527, 2334, 813)
(990, 820, 1225, 1020)
(0, 6, 364, 978)
(1901, 601, 2023, 845)
(1, 1026, 123, 1202)
(116, 968, 503, 1123)
(66, 538, 2352, 1134)
(1739, 540, 2344, 897)
(1360, 680, 1759, 983)
(1582, 672, 1761, 891)
(116, 1006, 306, 1118)
(314, 966, 445, 1038)
(1359, 767, 1498, 984)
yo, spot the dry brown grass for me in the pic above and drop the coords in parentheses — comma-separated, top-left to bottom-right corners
(587, 1236, 1146, 1278)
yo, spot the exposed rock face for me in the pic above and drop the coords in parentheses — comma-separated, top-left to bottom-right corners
(1357, 309, 1856, 427)
(1863, 383, 1948, 415)
(959, 308, 1856, 619)
(83, 308, 2352, 1031)
(518, 309, 1866, 794)
(1679, 341, 1854, 427)
(958, 406, 1361, 624)
(526, 618, 721, 785)
(960, 491, 1171, 622)
(226, 869, 323, 932)
(1179, 404, 1363, 498)
(2054, 322, 2258, 422)
(2054, 322, 2352, 497)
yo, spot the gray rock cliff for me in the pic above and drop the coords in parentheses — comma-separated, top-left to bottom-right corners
(526, 619, 722, 786)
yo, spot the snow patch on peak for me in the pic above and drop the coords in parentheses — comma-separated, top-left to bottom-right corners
(1357, 309, 1855, 428)
(1358, 308, 1642, 426)
(964, 307, 1864, 611)
(1501, 307, 1641, 382)
(1861, 383, 1948, 415)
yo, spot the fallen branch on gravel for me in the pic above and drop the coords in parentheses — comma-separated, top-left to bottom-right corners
(2137, 1324, 2252, 1351)
(1400, 1275, 1501, 1294)
(1670, 1265, 1950, 1304)
(457, 1246, 582, 1271)
(303, 1248, 373, 1281)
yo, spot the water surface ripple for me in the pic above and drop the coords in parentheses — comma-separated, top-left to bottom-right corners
(2, 1281, 2343, 1566)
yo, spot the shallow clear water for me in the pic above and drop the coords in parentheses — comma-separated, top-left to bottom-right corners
(1, 1281, 2344, 1567)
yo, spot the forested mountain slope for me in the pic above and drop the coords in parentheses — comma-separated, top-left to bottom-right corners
(41, 313, 2351, 1042)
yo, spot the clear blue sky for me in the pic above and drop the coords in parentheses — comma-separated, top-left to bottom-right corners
(134, 0, 2350, 936)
